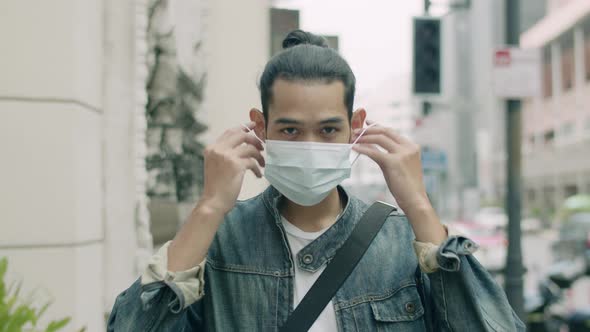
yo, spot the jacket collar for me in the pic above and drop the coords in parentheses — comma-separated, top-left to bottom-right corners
(262, 185, 368, 272)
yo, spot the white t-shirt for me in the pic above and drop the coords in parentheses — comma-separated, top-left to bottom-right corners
(281, 216, 338, 332)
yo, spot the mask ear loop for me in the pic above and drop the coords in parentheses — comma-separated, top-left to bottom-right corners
(350, 123, 377, 165)
(241, 124, 265, 145)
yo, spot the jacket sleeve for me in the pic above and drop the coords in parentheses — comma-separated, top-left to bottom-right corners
(107, 242, 206, 331)
(421, 235, 526, 331)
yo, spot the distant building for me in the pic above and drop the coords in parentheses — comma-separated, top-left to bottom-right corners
(270, 8, 300, 55)
(518, 0, 590, 220)
(322, 35, 340, 50)
(270, 8, 338, 54)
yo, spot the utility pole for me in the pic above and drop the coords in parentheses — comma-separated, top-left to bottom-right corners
(424, 0, 431, 14)
(504, 0, 525, 321)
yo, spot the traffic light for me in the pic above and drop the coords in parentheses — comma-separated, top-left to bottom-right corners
(413, 17, 441, 95)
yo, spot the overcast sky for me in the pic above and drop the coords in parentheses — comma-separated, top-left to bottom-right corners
(273, 0, 424, 97)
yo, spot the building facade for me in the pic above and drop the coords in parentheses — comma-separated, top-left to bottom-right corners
(519, 0, 590, 220)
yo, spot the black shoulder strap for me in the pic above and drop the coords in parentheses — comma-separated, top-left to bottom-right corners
(279, 201, 396, 332)
(415, 265, 434, 331)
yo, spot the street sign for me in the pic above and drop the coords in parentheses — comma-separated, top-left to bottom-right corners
(421, 148, 447, 172)
(492, 47, 541, 98)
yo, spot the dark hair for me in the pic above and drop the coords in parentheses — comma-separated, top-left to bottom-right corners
(259, 30, 356, 122)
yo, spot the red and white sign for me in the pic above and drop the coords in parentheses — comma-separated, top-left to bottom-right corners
(492, 47, 541, 98)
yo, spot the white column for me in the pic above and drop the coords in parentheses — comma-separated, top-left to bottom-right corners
(0, 0, 104, 330)
(101, 0, 151, 314)
(132, 0, 154, 277)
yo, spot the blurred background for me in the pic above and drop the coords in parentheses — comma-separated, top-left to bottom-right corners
(0, 0, 589, 330)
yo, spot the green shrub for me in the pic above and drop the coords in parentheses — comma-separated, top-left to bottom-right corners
(0, 257, 84, 332)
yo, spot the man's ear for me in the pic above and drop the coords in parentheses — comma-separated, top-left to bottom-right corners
(350, 108, 367, 133)
(249, 108, 266, 141)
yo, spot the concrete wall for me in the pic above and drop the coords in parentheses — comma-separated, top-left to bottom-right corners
(0, 1, 149, 329)
(0, 0, 271, 329)
(0, 0, 106, 329)
(201, 0, 271, 200)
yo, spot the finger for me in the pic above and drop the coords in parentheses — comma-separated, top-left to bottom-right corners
(355, 134, 400, 153)
(243, 158, 263, 178)
(241, 121, 256, 132)
(219, 127, 246, 145)
(356, 126, 408, 145)
(236, 144, 265, 167)
(352, 144, 386, 165)
(386, 129, 412, 145)
(222, 131, 264, 150)
(242, 134, 264, 151)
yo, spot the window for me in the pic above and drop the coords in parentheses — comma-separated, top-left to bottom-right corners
(565, 185, 578, 198)
(528, 134, 535, 145)
(560, 122, 574, 138)
(555, 122, 575, 145)
(543, 186, 555, 211)
(544, 129, 555, 145)
(584, 17, 590, 81)
(542, 46, 553, 98)
(560, 33, 575, 92)
(528, 189, 536, 202)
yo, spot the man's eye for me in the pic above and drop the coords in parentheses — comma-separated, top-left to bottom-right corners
(281, 128, 299, 135)
(321, 127, 338, 135)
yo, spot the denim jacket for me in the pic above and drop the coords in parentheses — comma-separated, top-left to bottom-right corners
(108, 186, 525, 331)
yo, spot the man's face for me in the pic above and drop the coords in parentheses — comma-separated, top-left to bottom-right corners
(251, 79, 365, 143)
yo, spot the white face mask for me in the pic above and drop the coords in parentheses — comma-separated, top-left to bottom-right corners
(244, 124, 374, 206)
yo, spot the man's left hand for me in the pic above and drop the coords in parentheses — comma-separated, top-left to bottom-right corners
(352, 120, 447, 244)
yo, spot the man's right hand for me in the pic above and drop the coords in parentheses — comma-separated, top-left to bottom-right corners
(167, 122, 265, 272)
(199, 121, 265, 216)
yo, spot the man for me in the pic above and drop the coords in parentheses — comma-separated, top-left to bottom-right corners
(108, 30, 524, 331)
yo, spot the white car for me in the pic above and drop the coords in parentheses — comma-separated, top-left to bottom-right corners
(474, 207, 508, 230)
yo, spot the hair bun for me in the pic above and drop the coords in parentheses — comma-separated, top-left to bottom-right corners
(282, 29, 328, 49)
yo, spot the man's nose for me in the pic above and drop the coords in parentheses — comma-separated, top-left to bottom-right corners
(299, 133, 323, 143)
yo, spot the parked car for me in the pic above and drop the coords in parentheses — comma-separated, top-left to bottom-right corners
(474, 207, 508, 230)
(450, 221, 507, 273)
(552, 212, 590, 274)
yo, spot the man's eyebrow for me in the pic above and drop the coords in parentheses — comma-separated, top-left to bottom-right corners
(319, 117, 345, 125)
(274, 118, 303, 125)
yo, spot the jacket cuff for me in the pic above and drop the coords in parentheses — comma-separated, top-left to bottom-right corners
(413, 224, 478, 273)
(140, 241, 206, 312)
(435, 235, 479, 272)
